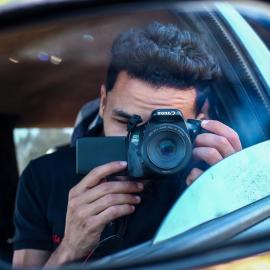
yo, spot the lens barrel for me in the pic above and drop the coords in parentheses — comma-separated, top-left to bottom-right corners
(142, 124, 192, 175)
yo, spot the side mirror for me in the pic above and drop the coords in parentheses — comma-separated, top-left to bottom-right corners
(154, 140, 270, 243)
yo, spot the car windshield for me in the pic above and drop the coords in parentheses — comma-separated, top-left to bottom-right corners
(1, 1, 270, 269)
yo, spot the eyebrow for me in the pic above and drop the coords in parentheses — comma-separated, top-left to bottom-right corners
(112, 109, 133, 119)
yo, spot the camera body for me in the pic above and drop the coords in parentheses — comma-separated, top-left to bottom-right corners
(126, 109, 202, 177)
(76, 109, 204, 179)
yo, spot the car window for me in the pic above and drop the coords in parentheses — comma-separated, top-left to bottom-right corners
(1, 1, 270, 269)
(14, 128, 72, 173)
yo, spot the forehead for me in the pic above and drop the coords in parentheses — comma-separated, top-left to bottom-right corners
(107, 71, 197, 119)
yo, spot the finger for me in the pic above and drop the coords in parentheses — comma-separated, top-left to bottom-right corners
(73, 181, 144, 206)
(76, 194, 141, 217)
(69, 161, 127, 198)
(201, 120, 242, 151)
(96, 204, 135, 226)
(195, 133, 235, 158)
(193, 147, 223, 165)
(186, 168, 204, 186)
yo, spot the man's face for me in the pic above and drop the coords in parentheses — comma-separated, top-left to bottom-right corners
(99, 71, 198, 136)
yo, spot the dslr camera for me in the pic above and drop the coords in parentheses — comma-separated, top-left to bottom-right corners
(76, 109, 205, 178)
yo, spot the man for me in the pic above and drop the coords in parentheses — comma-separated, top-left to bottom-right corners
(12, 22, 242, 267)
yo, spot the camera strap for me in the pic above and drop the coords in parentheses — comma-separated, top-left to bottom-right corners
(127, 114, 142, 135)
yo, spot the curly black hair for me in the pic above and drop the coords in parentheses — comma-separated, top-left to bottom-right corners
(106, 21, 221, 92)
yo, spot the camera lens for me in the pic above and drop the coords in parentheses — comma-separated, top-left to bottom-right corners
(144, 126, 191, 172)
(158, 139, 176, 158)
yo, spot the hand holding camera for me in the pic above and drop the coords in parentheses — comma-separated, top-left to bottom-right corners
(186, 119, 242, 185)
(65, 108, 242, 261)
(58, 161, 143, 262)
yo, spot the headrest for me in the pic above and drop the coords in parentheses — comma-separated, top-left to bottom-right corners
(70, 98, 103, 146)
